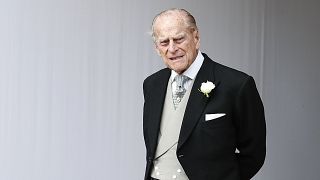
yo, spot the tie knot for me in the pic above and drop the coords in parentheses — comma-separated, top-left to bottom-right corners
(172, 75, 190, 109)
(174, 75, 189, 89)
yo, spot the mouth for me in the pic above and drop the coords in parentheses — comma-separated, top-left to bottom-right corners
(169, 55, 184, 61)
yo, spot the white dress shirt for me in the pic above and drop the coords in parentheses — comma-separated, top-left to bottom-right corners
(171, 51, 204, 93)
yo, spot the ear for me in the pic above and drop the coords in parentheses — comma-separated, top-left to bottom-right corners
(193, 30, 200, 49)
(154, 44, 161, 56)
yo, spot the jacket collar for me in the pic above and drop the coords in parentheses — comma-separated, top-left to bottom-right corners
(178, 53, 219, 150)
(147, 68, 171, 156)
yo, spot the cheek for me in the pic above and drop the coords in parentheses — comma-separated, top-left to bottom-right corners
(156, 46, 167, 56)
(162, 56, 172, 66)
(159, 52, 169, 62)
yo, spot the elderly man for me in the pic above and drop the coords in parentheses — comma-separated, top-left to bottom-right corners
(143, 8, 266, 180)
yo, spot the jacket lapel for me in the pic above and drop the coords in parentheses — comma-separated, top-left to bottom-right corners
(178, 56, 218, 150)
(147, 69, 171, 155)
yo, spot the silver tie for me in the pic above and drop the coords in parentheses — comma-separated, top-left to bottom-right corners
(172, 75, 189, 109)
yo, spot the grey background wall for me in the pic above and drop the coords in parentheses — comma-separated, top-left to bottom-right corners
(262, 0, 320, 179)
(0, 0, 319, 179)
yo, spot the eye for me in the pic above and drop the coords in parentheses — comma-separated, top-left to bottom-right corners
(174, 37, 185, 44)
(159, 40, 169, 46)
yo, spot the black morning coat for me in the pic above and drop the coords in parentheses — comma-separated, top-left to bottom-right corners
(143, 53, 266, 180)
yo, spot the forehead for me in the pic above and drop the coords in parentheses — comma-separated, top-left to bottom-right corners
(154, 14, 189, 39)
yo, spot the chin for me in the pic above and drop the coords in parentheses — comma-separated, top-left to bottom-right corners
(172, 67, 186, 74)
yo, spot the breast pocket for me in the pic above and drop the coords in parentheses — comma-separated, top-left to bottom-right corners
(205, 113, 226, 121)
(198, 113, 236, 150)
(201, 113, 232, 129)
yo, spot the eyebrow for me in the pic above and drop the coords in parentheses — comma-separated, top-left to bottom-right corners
(157, 33, 186, 42)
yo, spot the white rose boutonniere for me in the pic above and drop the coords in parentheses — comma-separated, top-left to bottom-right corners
(199, 81, 215, 97)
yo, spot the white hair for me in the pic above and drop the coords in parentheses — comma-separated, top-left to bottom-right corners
(150, 8, 198, 43)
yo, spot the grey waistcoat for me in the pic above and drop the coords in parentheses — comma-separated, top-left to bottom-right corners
(151, 78, 194, 180)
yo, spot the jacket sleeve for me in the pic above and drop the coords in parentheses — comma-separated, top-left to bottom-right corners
(143, 79, 149, 159)
(234, 76, 266, 180)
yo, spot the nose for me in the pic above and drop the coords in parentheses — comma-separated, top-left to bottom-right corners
(168, 41, 178, 53)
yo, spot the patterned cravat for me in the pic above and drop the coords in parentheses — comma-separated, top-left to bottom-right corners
(172, 75, 189, 109)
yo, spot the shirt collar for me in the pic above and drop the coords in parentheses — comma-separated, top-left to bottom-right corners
(171, 50, 204, 82)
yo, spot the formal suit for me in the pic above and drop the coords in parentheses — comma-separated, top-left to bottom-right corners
(143, 53, 266, 180)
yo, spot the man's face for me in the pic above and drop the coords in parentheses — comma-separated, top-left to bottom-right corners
(153, 14, 200, 74)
